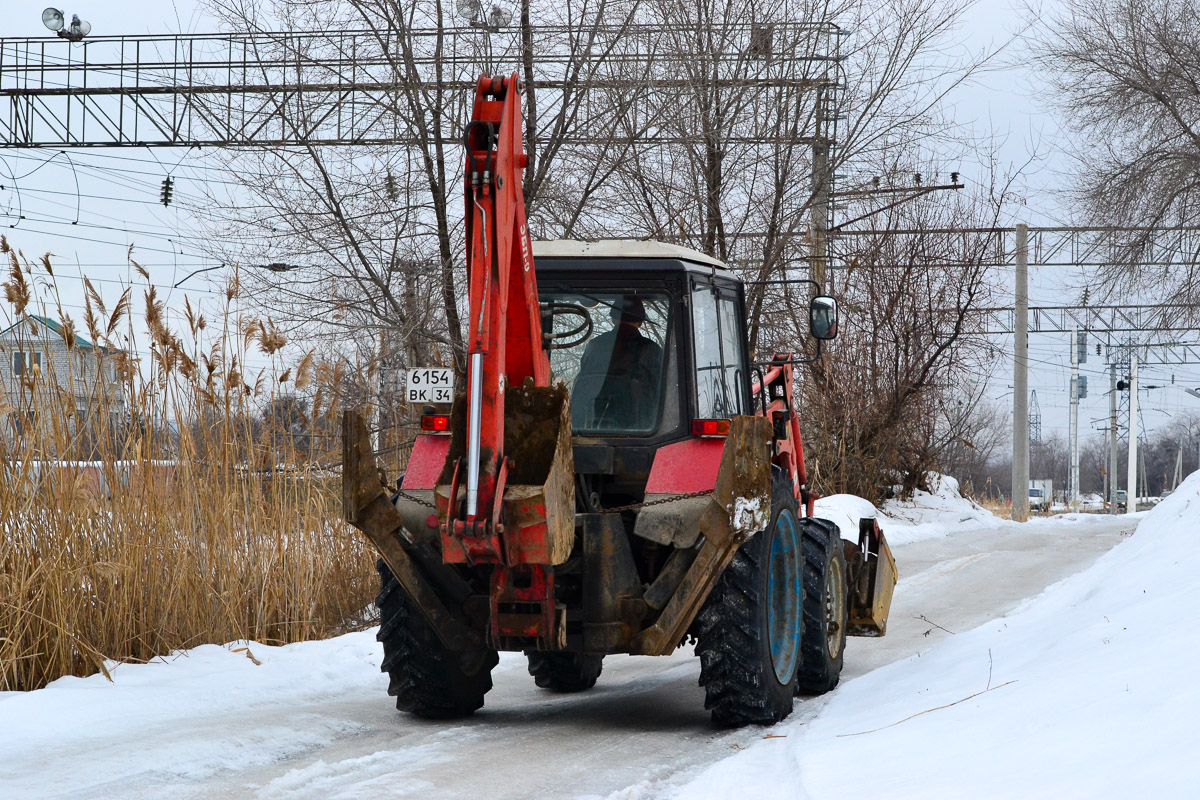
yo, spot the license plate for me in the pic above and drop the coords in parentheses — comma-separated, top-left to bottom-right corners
(405, 367, 454, 404)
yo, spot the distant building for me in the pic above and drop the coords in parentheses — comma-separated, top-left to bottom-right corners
(0, 314, 124, 433)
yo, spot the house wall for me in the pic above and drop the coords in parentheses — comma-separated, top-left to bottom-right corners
(0, 325, 123, 419)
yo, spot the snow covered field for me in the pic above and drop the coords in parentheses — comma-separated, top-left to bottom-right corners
(0, 477, 1157, 799)
(674, 474, 1200, 800)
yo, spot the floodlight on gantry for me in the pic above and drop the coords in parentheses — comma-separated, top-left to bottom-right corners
(456, 0, 483, 21)
(41, 7, 64, 31)
(67, 15, 91, 38)
(488, 6, 513, 27)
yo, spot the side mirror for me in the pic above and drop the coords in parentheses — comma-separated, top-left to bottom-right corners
(809, 295, 838, 340)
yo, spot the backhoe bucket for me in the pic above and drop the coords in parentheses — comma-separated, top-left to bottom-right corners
(845, 517, 897, 636)
(437, 381, 575, 566)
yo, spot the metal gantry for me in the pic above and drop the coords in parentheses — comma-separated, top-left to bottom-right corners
(833, 225, 1200, 270)
(0, 20, 851, 289)
(972, 304, 1199, 335)
(0, 24, 842, 148)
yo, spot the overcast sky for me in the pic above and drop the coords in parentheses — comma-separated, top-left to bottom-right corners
(4, 0, 1199, 448)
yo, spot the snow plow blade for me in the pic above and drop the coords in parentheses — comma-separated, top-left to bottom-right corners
(845, 517, 897, 636)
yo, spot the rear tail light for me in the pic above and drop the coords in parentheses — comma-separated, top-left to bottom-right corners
(421, 414, 451, 432)
(691, 419, 730, 437)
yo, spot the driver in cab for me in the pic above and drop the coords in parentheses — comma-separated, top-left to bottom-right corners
(577, 296, 662, 430)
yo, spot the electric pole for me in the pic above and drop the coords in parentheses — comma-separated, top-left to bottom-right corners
(1012, 223, 1030, 521)
(809, 84, 831, 290)
(1068, 330, 1081, 510)
(1109, 362, 1119, 515)
(1127, 350, 1139, 513)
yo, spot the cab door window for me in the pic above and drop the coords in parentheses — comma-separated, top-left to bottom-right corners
(691, 283, 747, 418)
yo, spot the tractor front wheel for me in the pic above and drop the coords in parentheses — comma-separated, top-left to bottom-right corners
(795, 519, 848, 695)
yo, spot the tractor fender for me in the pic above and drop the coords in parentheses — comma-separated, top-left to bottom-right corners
(633, 437, 723, 547)
(393, 434, 452, 543)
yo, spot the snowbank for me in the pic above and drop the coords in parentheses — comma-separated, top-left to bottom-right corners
(674, 472, 1200, 800)
(0, 630, 522, 793)
(816, 474, 1008, 546)
(0, 632, 385, 790)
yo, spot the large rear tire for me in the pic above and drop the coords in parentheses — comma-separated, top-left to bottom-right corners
(696, 479, 802, 727)
(795, 518, 848, 695)
(526, 651, 604, 692)
(375, 559, 498, 719)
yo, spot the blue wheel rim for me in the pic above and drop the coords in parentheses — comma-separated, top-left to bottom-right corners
(767, 510, 802, 684)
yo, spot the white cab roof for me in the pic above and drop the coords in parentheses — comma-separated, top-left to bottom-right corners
(532, 239, 729, 270)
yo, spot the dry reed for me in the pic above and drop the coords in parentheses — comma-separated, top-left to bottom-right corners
(0, 239, 375, 692)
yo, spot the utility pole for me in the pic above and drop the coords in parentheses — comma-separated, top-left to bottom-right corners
(809, 84, 830, 290)
(1102, 440, 1109, 511)
(1140, 448, 1149, 499)
(374, 327, 388, 455)
(1109, 363, 1119, 515)
(1068, 330, 1081, 510)
(1127, 350, 1139, 513)
(1012, 223, 1030, 521)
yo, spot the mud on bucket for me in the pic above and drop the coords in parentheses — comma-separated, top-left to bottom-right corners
(502, 381, 575, 564)
(438, 380, 575, 565)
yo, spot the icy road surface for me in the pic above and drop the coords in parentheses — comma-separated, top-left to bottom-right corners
(0, 514, 1133, 800)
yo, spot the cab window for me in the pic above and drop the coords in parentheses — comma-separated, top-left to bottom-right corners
(541, 289, 674, 435)
(691, 282, 747, 418)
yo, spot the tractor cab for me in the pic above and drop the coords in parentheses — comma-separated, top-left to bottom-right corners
(533, 240, 754, 506)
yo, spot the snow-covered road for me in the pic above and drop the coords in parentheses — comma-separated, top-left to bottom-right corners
(1, 512, 1134, 800)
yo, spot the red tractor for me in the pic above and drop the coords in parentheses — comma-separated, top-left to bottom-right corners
(342, 73, 895, 726)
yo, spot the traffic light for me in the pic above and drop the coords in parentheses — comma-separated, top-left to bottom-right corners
(1117, 379, 1129, 391)
(160, 176, 174, 207)
(1078, 376, 1088, 399)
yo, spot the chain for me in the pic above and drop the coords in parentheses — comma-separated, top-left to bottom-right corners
(392, 488, 712, 514)
(598, 490, 713, 514)
(395, 488, 438, 510)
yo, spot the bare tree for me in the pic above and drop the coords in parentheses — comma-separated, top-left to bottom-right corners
(183, 0, 1013, 481)
(195, 0, 996, 356)
(1036, 0, 1200, 302)
(1078, 435, 1109, 495)
(935, 398, 1010, 497)
(572, 0, 998, 351)
(196, 0, 654, 376)
(1030, 431, 1068, 490)
(799, 178, 1009, 502)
